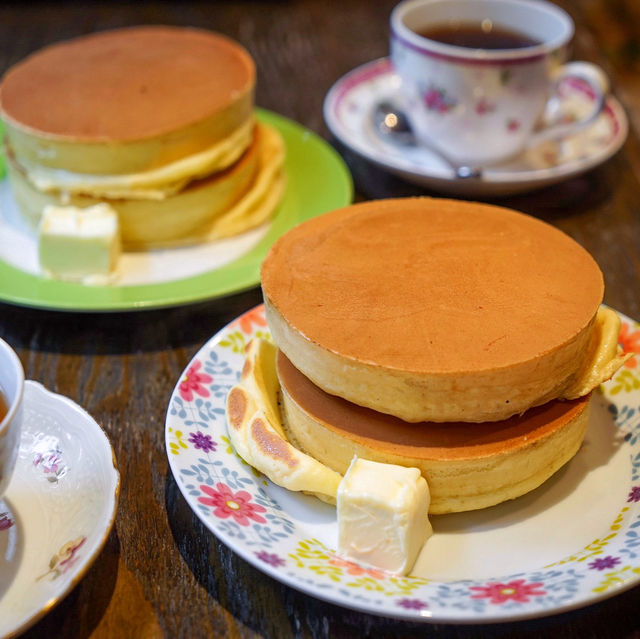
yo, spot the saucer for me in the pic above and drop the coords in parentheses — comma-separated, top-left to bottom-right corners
(323, 58, 628, 197)
(0, 381, 119, 638)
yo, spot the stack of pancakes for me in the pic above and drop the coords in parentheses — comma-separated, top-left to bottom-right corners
(0, 26, 285, 249)
(261, 198, 628, 514)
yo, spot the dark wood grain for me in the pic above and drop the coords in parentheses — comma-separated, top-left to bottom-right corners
(0, 1, 639, 637)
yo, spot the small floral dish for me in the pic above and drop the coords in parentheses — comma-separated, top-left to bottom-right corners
(165, 304, 640, 624)
(0, 381, 119, 638)
(323, 58, 628, 197)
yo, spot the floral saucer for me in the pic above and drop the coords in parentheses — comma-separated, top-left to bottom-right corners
(166, 304, 640, 624)
(0, 381, 119, 638)
(323, 58, 628, 197)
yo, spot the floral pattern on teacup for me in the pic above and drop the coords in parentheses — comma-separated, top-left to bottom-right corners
(475, 97, 497, 115)
(507, 118, 522, 132)
(421, 85, 457, 113)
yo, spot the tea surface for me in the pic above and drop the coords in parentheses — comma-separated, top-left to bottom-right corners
(417, 21, 540, 49)
(0, 392, 7, 423)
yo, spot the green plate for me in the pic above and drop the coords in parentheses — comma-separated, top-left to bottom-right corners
(0, 109, 352, 312)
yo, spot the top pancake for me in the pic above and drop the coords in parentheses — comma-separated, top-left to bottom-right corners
(261, 198, 604, 375)
(0, 25, 255, 142)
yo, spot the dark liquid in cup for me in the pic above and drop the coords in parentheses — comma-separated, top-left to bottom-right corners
(0, 393, 7, 422)
(417, 21, 540, 49)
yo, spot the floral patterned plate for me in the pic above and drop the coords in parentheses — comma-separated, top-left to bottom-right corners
(0, 381, 120, 638)
(323, 58, 628, 197)
(165, 304, 640, 623)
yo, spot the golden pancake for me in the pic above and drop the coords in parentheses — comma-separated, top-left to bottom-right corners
(0, 26, 255, 174)
(261, 198, 604, 422)
(7, 117, 256, 201)
(276, 350, 591, 514)
(7, 122, 285, 249)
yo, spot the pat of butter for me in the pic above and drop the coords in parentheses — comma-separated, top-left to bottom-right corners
(38, 203, 121, 284)
(337, 457, 432, 575)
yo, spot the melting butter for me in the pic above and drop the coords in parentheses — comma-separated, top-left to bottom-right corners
(562, 306, 633, 399)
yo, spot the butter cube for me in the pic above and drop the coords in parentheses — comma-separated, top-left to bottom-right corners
(38, 204, 121, 284)
(337, 457, 432, 575)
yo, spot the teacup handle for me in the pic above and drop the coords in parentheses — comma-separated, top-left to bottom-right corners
(529, 61, 610, 145)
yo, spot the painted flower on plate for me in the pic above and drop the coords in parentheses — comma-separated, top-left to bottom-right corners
(189, 431, 216, 453)
(256, 550, 286, 567)
(470, 579, 546, 604)
(328, 555, 387, 579)
(179, 361, 213, 402)
(628, 486, 640, 502)
(397, 597, 428, 611)
(589, 556, 621, 571)
(238, 307, 268, 335)
(168, 428, 188, 456)
(198, 482, 267, 526)
(619, 322, 640, 369)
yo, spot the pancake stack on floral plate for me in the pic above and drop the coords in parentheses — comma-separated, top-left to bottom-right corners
(260, 197, 629, 512)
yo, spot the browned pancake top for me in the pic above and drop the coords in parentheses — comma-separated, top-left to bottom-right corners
(261, 198, 604, 374)
(0, 26, 255, 141)
(277, 350, 590, 461)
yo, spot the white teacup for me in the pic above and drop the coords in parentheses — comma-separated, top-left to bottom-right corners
(0, 338, 24, 498)
(390, 0, 609, 166)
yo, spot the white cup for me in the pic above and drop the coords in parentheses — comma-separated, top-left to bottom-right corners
(0, 338, 24, 498)
(390, 0, 609, 166)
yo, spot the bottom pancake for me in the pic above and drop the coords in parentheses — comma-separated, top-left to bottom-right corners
(7, 121, 285, 250)
(276, 351, 591, 514)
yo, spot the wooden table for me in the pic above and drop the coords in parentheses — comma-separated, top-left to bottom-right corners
(1, 1, 639, 637)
